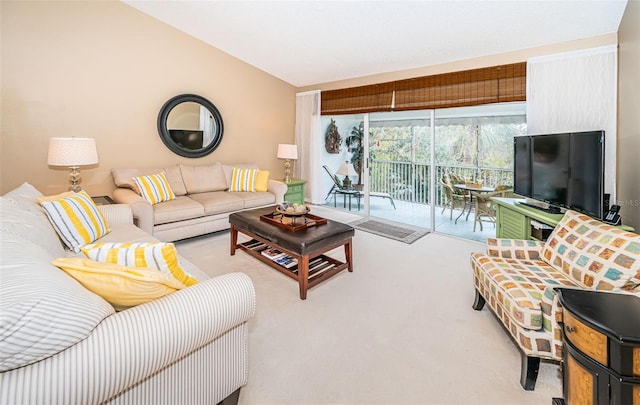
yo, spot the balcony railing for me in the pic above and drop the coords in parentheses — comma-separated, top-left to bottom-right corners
(368, 160, 514, 206)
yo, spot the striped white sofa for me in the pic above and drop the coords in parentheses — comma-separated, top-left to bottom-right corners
(0, 183, 256, 404)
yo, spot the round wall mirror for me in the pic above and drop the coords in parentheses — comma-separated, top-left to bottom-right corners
(157, 94, 224, 158)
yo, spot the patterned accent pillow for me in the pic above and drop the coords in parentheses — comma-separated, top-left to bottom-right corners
(51, 257, 186, 311)
(38, 191, 110, 253)
(133, 172, 175, 205)
(229, 167, 258, 192)
(541, 210, 640, 290)
(255, 170, 270, 192)
(81, 242, 198, 287)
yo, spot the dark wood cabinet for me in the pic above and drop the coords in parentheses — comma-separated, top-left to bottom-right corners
(553, 289, 640, 405)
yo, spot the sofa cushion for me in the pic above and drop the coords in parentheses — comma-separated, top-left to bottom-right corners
(0, 197, 65, 258)
(81, 242, 199, 287)
(236, 191, 277, 209)
(133, 172, 176, 205)
(0, 230, 115, 372)
(189, 192, 245, 215)
(229, 167, 258, 192)
(180, 163, 227, 193)
(152, 196, 205, 225)
(112, 166, 187, 197)
(38, 191, 111, 253)
(470, 252, 577, 330)
(542, 210, 640, 290)
(51, 257, 185, 311)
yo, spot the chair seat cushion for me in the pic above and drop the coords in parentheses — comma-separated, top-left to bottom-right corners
(471, 252, 577, 330)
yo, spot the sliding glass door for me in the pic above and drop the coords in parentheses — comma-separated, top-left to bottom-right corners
(319, 102, 526, 241)
(366, 111, 433, 228)
(433, 103, 526, 241)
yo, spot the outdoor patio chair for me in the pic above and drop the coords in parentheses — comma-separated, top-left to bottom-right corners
(470, 186, 513, 232)
(323, 165, 396, 210)
(440, 176, 469, 219)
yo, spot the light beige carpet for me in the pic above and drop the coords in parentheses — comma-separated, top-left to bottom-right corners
(176, 206, 562, 405)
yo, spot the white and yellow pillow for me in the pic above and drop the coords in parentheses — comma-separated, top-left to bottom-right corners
(229, 167, 258, 192)
(80, 242, 198, 287)
(51, 257, 185, 311)
(133, 172, 175, 205)
(38, 191, 110, 253)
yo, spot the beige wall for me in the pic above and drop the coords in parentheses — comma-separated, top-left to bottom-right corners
(617, 0, 640, 230)
(1, 1, 296, 196)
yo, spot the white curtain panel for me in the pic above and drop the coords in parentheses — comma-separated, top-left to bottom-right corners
(295, 90, 323, 204)
(526, 45, 617, 200)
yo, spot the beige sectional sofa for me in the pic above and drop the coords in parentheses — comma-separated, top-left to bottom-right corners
(470, 210, 639, 390)
(112, 163, 288, 242)
(0, 183, 256, 404)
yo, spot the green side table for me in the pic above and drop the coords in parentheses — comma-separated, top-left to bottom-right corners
(281, 178, 306, 205)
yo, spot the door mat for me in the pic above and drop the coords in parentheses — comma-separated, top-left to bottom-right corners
(349, 218, 429, 244)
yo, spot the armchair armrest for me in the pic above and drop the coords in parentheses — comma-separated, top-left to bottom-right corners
(267, 179, 288, 204)
(485, 238, 544, 260)
(112, 187, 153, 233)
(97, 204, 133, 226)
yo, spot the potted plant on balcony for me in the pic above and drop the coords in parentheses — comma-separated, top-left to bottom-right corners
(346, 123, 364, 185)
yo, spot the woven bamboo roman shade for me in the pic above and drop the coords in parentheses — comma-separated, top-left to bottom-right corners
(320, 82, 394, 115)
(320, 62, 526, 115)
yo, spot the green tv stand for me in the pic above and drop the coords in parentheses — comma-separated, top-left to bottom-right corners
(492, 198, 564, 241)
(492, 198, 635, 241)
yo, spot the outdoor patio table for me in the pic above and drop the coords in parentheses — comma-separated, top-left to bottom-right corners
(453, 184, 495, 224)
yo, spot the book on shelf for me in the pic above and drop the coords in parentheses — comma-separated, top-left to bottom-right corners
(261, 247, 284, 260)
(274, 255, 298, 269)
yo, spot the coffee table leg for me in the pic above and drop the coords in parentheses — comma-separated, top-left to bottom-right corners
(345, 239, 353, 272)
(298, 255, 309, 300)
(230, 225, 238, 255)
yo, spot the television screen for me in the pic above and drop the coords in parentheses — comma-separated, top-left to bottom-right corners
(513, 136, 531, 198)
(512, 131, 604, 219)
(531, 134, 570, 204)
(169, 130, 204, 150)
(568, 132, 604, 218)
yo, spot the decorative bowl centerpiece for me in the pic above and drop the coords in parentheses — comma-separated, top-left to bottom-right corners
(276, 201, 310, 217)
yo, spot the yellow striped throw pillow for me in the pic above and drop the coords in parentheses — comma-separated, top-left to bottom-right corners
(133, 172, 175, 205)
(229, 167, 258, 192)
(38, 191, 110, 253)
(80, 242, 198, 287)
(51, 257, 186, 311)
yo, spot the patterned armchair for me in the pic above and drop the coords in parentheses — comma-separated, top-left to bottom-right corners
(470, 210, 640, 390)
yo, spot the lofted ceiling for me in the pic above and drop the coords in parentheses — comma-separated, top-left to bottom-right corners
(122, 0, 628, 87)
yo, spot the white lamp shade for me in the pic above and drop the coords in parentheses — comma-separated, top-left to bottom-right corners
(277, 144, 298, 160)
(48, 138, 99, 167)
(336, 162, 357, 177)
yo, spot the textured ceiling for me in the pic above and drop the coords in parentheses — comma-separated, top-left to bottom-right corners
(122, 0, 628, 87)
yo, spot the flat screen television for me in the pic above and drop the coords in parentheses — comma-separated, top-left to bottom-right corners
(513, 130, 605, 219)
(169, 129, 204, 150)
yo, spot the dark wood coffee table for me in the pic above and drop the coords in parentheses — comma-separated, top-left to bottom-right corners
(229, 207, 354, 299)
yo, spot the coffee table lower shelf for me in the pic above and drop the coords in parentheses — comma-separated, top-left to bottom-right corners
(231, 229, 352, 299)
